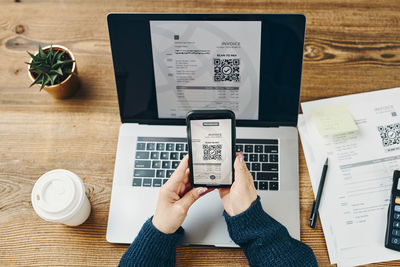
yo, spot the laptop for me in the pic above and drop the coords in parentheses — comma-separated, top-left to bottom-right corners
(106, 13, 306, 246)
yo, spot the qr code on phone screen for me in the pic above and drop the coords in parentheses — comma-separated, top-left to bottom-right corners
(377, 123, 400, 147)
(214, 58, 240, 82)
(203, 144, 222, 160)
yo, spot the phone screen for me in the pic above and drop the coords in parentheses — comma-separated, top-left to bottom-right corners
(190, 118, 233, 186)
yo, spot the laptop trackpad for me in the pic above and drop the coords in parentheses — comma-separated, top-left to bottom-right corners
(181, 190, 237, 247)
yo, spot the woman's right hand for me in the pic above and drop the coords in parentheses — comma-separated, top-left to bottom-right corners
(219, 152, 258, 216)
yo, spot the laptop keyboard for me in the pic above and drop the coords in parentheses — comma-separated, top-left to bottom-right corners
(133, 137, 279, 190)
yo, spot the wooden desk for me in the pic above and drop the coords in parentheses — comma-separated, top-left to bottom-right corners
(1, 0, 399, 266)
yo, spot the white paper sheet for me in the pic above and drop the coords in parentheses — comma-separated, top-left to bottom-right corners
(150, 20, 261, 119)
(299, 87, 400, 266)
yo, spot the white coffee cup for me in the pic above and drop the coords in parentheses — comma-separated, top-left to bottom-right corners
(31, 169, 91, 226)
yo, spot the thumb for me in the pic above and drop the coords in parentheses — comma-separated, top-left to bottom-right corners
(178, 187, 208, 211)
(234, 152, 248, 180)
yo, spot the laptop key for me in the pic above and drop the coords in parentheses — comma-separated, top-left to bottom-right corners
(254, 181, 258, 190)
(163, 179, 168, 185)
(185, 144, 188, 151)
(250, 154, 258, 162)
(136, 151, 150, 159)
(260, 154, 269, 162)
(255, 145, 263, 153)
(244, 154, 248, 161)
(246, 163, 250, 170)
(251, 163, 260, 171)
(270, 182, 279, 190)
(166, 143, 174, 151)
(151, 152, 159, 159)
(134, 169, 155, 177)
(262, 163, 278, 172)
(251, 172, 256, 180)
(152, 161, 161, 168)
(132, 178, 142, 187)
(146, 143, 155, 150)
(257, 172, 278, 181)
(143, 179, 152, 187)
(393, 229, 400, 237)
(170, 152, 179, 160)
(180, 152, 187, 160)
(245, 145, 253, 152)
(160, 152, 169, 160)
(162, 161, 171, 169)
(166, 170, 174, 178)
(156, 169, 165, 178)
(259, 181, 268, 190)
(153, 179, 162, 187)
(135, 160, 151, 168)
(172, 161, 180, 169)
(265, 145, 278, 153)
(236, 145, 243, 152)
(392, 237, 400, 245)
(156, 143, 165, 151)
(136, 143, 146, 150)
(270, 154, 279, 162)
(176, 144, 184, 151)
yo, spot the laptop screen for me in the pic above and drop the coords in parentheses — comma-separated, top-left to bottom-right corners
(107, 14, 305, 127)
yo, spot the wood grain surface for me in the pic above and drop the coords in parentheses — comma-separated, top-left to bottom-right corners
(1, 0, 400, 266)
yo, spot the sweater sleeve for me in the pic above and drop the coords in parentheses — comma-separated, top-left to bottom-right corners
(223, 196, 318, 267)
(119, 217, 184, 267)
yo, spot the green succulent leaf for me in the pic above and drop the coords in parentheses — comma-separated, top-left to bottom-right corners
(39, 75, 46, 90)
(60, 59, 75, 65)
(29, 74, 42, 87)
(49, 74, 58, 85)
(38, 45, 46, 58)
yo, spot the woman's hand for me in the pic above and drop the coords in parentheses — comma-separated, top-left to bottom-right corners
(219, 152, 258, 216)
(152, 155, 212, 234)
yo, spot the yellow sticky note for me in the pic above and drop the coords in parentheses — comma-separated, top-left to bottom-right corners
(310, 104, 358, 136)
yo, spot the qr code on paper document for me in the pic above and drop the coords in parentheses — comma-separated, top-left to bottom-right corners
(377, 123, 400, 147)
(214, 58, 240, 82)
(203, 144, 222, 160)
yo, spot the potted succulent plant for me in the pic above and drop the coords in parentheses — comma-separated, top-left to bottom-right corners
(26, 45, 79, 99)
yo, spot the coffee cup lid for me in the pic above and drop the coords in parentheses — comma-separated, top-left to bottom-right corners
(32, 169, 84, 222)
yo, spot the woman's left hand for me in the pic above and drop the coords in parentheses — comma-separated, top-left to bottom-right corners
(152, 155, 213, 234)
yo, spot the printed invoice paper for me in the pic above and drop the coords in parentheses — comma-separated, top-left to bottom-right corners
(150, 21, 261, 119)
(299, 87, 400, 266)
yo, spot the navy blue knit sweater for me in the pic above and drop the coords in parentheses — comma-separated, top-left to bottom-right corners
(119, 197, 318, 266)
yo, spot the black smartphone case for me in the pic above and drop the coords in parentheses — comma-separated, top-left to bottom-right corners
(186, 110, 236, 188)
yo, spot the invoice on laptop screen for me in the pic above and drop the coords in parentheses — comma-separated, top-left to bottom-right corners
(149, 21, 261, 120)
(107, 14, 305, 126)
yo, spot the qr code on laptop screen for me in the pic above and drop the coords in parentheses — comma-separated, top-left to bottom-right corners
(213, 58, 240, 82)
(377, 123, 400, 147)
(203, 144, 222, 160)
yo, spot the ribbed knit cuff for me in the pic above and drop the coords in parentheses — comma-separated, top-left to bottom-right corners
(119, 217, 184, 266)
(223, 196, 318, 267)
(223, 196, 289, 245)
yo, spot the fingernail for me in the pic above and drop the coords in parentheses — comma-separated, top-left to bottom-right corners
(239, 152, 244, 163)
(198, 187, 208, 196)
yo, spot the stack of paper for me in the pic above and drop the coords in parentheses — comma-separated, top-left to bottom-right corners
(299, 87, 400, 266)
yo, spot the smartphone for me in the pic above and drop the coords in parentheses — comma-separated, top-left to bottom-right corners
(186, 110, 236, 188)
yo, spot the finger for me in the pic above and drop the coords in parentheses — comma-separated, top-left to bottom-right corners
(175, 155, 189, 175)
(234, 152, 251, 181)
(179, 181, 192, 197)
(178, 187, 208, 211)
(169, 155, 189, 184)
(182, 168, 190, 185)
(218, 188, 230, 199)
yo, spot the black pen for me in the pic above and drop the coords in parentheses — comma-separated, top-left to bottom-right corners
(309, 158, 328, 228)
